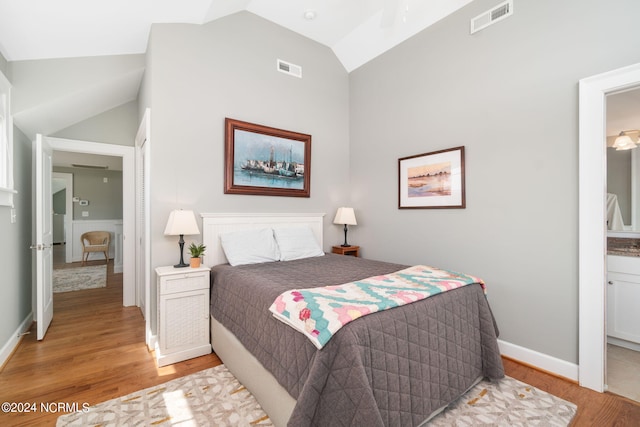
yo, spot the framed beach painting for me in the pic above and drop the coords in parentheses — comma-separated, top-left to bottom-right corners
(398, 146, 465, 209)
(224, 118, 311, 197)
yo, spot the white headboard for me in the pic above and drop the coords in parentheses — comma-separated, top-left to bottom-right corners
(200, 212, 325, 266)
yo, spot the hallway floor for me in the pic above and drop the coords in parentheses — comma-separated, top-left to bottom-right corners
(52, 242, 67, 268)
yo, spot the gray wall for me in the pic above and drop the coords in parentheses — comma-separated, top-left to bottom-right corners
(349, 0, 640, 363)
(0, 125, 33, 350)
(53, 189, 66, 214)
(53, 189, 66, 243)
(142, 12, 350, 332)
(53, 167, 123, 220)
(53, 101, 139, 146)
(146, 12, 350, 263)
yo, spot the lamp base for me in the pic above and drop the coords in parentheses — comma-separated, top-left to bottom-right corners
(174, 234, 188, 268)
(341, 224, 351, 247)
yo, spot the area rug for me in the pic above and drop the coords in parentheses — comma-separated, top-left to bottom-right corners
(429, 375, 577, 426)
(52, 265, 107, 293)
(57, 365, 577, 427)
(56, 364, 272, 427)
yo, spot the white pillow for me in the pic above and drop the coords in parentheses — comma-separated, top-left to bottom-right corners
(273, 227, 324, 261)
(219, 228, 280, 266)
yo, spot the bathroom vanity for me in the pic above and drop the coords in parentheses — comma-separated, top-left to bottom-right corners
(607, 239, 640, 351)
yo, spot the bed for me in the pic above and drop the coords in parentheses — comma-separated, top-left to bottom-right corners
(203, 213, 504, 427)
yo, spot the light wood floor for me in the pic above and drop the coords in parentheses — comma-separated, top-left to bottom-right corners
(0, 259, 639, 426)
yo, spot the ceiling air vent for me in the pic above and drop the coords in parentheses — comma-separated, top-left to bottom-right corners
(470, 0, 513, 34)
(277, 59, 302, 78)
(71, 164, 109, 169)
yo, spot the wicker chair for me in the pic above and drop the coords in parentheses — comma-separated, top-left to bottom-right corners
(80, 231, 111, 265)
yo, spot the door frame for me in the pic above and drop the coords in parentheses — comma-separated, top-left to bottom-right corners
(579, 62, 640, 391)
(135, 108, 152, 348)
(46, 137, 136, 306)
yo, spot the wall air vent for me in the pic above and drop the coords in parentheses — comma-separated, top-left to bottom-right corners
(277, 59, 302, 78)
(470, 0, 513, 34)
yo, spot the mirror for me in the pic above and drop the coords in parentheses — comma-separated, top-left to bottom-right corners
(606, 87, 640, 235)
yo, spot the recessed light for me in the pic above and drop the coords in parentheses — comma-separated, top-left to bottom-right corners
(303, 10, 316, 21)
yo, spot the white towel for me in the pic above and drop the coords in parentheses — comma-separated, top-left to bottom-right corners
(607, 193, 625, 231)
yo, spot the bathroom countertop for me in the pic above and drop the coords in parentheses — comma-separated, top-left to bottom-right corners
(608, 237, 640, 257)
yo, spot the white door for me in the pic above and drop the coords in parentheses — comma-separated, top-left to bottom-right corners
(34, 134, 54, 340)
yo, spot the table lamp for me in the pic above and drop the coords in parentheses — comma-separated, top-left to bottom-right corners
(333, 207, 357, 247)
(164, 209, 200, 268)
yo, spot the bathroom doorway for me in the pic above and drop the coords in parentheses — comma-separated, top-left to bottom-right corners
(605, 88, 640, 402)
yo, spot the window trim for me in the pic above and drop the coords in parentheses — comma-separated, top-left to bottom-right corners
(0, 69, 15, 207)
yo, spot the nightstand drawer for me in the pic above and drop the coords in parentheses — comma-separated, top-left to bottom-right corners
(160, 271, 209, 295)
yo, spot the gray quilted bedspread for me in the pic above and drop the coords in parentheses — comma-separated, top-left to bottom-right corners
(210, 254, 504, 426)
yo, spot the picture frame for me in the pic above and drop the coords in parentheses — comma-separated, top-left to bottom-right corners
(224, 118, 311, 197)
(398, 146, 465, 209)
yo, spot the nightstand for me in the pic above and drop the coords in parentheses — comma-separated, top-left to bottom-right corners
(332, 245, 360, 257)
(155, 265, 211, 367)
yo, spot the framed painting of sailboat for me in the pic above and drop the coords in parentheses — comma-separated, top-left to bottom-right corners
(398, 146, 465, 209)
(224, 118, 311, 197)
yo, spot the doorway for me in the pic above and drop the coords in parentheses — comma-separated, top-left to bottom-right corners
(50, 157, 123, 306)
(578, 62, 640, 394)
(604, 88, 640, 402)
(45, 137, 135, 307)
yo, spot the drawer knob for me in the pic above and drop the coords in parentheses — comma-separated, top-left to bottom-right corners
(608, 281, 614, 285)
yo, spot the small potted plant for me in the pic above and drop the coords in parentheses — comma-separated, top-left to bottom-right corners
(188, 242, 206, 268)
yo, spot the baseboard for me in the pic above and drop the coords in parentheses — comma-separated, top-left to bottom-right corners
(154, 343, 211, 367)
(498, 339, 579, 382)
(607, 336, 640, 352)
(147, 333, 157, 352)
(0, 313, 33, 370)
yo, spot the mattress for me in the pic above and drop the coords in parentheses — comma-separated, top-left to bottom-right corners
(210, 254, 504, 426)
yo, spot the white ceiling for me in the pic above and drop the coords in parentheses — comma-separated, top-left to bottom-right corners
(0, 0, 473, 72)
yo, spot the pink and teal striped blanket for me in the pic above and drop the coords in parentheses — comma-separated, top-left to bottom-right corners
(268, 265, 485, 349)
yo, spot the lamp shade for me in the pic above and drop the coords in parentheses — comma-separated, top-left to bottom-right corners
(613, 132, 637, 151)
(333, 207, 357, 225)
(164, 209, 200, 236)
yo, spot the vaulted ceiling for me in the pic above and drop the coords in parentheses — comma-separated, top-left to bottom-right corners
(2, 1, 637, 143)
(0, 0, 475, 141)
(0, 0, 473, 71)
